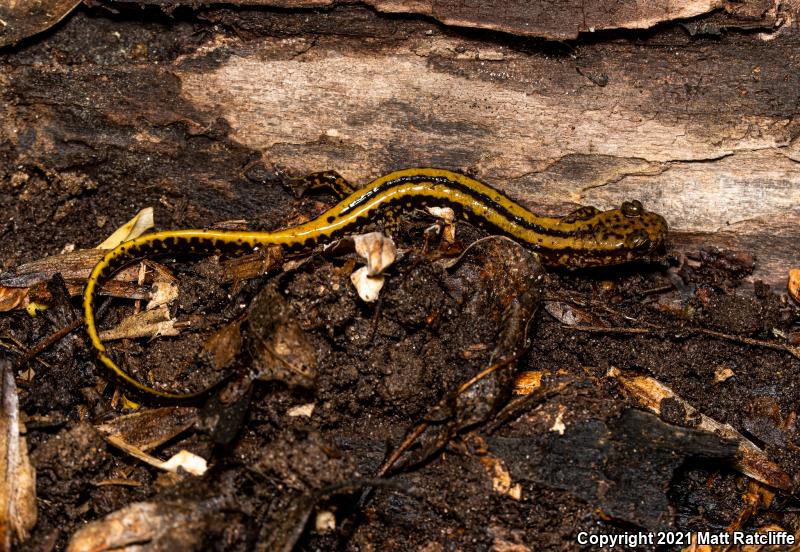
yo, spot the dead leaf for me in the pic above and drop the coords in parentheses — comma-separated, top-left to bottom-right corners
(512, 371, 543, 395)
(145, 279, 179, 311)
(543, 300, 601, 326)
(97, 208, 154, 250)
(726, 481, 775, 532)
(66, 501, 207, 552)
(0, 249, 149, 302)
(98, 305, 180, 341)
(349, 232, 397, 302)
(314, 511, 336, 533)
(247, 285, 317, 387)
(96, 407, 199, 452)
(713, 365, 735, 383)
(377, 237, 543, 475)
(0, 287, 28, 313)
(608, 366, 791, 490)
(350, 266, 385, 302)
(478, 452, 522, 500)
(159, 451, 208, 475)
(202, 321, 243, 370)
(0, 0, 81, 47)
(0, 361, 37, 550)
(353, 232, 397, 276)
(222, 245, 285, 282)
(426, 206, 456, 243)
(287, 403, 315, 418)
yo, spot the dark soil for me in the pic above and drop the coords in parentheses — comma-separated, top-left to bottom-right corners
(1, 4, 799, 551)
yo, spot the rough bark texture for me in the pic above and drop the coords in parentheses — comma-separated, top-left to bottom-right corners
(113, 0, 784, 40)
(1, 1, 798, 288)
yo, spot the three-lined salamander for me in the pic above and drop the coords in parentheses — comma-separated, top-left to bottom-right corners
(83, 167, 668, 399)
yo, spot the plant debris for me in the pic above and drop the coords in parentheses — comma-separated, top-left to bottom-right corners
(2, 215, 798, 550)
(0, 361, 37, 550)
(489, 409, 737, 530)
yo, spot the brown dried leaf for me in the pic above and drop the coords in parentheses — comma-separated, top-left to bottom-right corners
(221, 245, 284, 282)
(543, 300, 600, 326)
(145, 280, 179, 310)
(3, 250, 141, 287)
(713, 365, 735, 383)
(0, 362, 37, 550)
(725, 481, 775, 532)
(203, 320, 244, 370)
(0, 250, 151, 302)
(98, 305, 179, 342)
(608, 366, 791, 490)
(0, 287, 28, 313)
(0, 0, 81, 47)
(96, 407, 199, 452)
(66, 501, 207, 552)
(512, 371, 543, 395)
(478, 452, 522, 500)
(247, 285, 317, 387)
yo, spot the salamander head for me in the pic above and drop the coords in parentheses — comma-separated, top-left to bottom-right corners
(620, 200, 668, 249)
(594, 200, 668, 264)
(547, 200, 668, 268)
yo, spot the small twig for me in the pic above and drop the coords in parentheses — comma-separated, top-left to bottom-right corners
(0, 337, 51, 369)
(485, 379, 573, 434)
(543, 291, 661, 328)
(13, 318, 83, 370)
(455, 354, 518, 395)
(567, 324, 800, 360)
(13, 298, 112, 370)
(640, 284, 674, 296)
(375, 354, 518, 479)
(366, 296, 384, 344)
(567, 325, 651, 335)
(694, 327, 800, 360)
(375, 421, 428, 479)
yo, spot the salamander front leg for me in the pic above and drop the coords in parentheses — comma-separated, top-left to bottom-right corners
(562, 206, 600, 223)
(294, 170, 356, 199)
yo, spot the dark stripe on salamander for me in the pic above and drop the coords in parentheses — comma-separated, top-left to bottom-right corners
(337, 174, 579, 238)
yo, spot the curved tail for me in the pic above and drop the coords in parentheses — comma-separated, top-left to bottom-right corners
(83, 231, 247, 400)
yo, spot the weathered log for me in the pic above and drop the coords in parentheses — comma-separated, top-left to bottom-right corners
(1, 1, 798, 289)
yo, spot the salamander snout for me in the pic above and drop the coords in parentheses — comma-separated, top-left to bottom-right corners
(633, 210, 669, 254)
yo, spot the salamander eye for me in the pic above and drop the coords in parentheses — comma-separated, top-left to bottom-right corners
(621, 200, 643, 218)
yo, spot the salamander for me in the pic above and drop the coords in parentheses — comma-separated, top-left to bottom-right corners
(83, 167, 668, 399)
